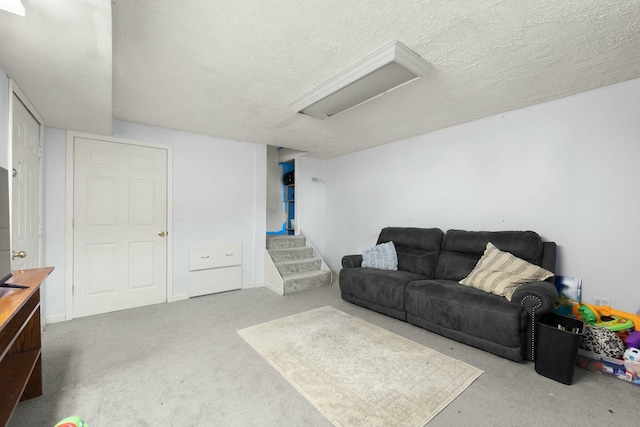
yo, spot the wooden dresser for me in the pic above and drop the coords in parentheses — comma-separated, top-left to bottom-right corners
(0, 267, 54, 427)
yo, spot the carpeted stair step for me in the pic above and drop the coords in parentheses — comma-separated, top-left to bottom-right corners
(269, 246, 314, 262)
(276, 257, 322, 276)
(283, 270, 331, 294)
(266, 235, 331, 294)
(266, 235, 307, 250)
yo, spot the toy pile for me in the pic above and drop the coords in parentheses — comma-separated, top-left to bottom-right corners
(573, 303, 640, 385)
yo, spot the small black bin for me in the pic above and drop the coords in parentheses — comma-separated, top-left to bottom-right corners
(535, 312, 584, 385)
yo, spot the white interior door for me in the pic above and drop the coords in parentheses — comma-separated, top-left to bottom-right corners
(73, 136, 168, 318)
(11, 93, 41, 271)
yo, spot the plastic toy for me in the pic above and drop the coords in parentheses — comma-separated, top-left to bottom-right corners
(55, 416, 88, 427)
(624, 348, 640, 362)
(572, 303, 636, 332)
(623, 348, 640, 380)
(625, 330, 640, 349)
(597, 305, 640, 330)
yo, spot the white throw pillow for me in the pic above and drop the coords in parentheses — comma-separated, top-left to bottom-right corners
(362, 241, 398, 271)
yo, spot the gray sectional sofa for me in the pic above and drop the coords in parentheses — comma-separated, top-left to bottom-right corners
(339, 227, 558, 362)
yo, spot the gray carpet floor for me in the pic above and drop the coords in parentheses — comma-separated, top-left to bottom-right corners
(9, 282, 637, 427)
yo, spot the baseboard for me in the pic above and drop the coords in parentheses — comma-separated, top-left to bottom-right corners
(172, 293, 189, 301)
(47, 313, 67, 324)
(241, 282, 257, 289)
(331, 270, 340, 285)
(262, 281, 284, 296)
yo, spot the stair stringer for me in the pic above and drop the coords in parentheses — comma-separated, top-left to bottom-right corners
(300, 230, 333, 285)
(263, 248, 284, 295)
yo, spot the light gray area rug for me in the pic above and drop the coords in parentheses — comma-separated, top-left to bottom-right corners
(238, 306, 483, 427)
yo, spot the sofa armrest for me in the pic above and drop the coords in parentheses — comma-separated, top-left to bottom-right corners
(511, 280, 558, 361)
(512, 280, 558, 314)
(342, 254, 363, 268)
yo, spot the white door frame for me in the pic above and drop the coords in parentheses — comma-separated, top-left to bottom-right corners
(65, 131, 174, 320)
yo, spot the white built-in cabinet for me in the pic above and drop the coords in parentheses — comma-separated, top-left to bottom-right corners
(188, 243, 242, 297)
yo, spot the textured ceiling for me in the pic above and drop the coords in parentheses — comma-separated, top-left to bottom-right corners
(2, 1, 640, 159)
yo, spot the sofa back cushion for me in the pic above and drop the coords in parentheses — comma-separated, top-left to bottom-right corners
(435, 229, 545, 281)
(376, 227, 444, 278)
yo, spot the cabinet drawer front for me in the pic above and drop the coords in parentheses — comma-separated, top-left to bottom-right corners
(188, 266, 241, 297)
(188, 243, 242, 271)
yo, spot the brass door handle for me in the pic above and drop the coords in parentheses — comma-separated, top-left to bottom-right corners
(158, 231, 166, 237)
(12, 250, 27, 260)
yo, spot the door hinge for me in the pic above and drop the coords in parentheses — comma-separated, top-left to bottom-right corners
(39, 145, 43, 158)
(72, 152, 76, 162)
(72, 218, 75, 228)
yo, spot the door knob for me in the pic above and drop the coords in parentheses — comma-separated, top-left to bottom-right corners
(12, 250, 27, 260)
(158, 231, 166, 237)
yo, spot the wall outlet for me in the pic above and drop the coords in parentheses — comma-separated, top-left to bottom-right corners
(593, 296, 611, 307)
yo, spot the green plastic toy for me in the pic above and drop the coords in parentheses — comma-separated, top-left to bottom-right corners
(576, 303, 634, 332)
(54, 416, 88, 427)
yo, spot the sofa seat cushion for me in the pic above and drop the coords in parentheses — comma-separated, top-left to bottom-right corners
(339, 267, 427, 312)
(405, 279, 527, 349)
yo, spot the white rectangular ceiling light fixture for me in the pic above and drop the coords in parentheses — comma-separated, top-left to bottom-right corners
(0, 0, 25, 16)
(290, 41, 430, 119)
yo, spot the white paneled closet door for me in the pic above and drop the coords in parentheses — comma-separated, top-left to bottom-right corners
(11, 93, 42, 272)
(72, 136, 168, 318)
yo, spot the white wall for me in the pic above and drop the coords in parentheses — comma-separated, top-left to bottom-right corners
(11, 60, 639, 317)
(43, 127, 67, 320)
(42, 121, 266, 319)
(296, 156, 326, 253)
(266, 146, 286, 232)
(322, 78, 640, 314)
(112, 121, 266, 297)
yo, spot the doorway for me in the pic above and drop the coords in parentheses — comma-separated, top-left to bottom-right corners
(266, 146, 304, 236)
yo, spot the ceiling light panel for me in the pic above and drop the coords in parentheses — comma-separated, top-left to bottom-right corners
(290, 41, 430, 119)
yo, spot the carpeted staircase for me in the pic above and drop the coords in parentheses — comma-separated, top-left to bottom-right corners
(266, 235, 331, 294)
